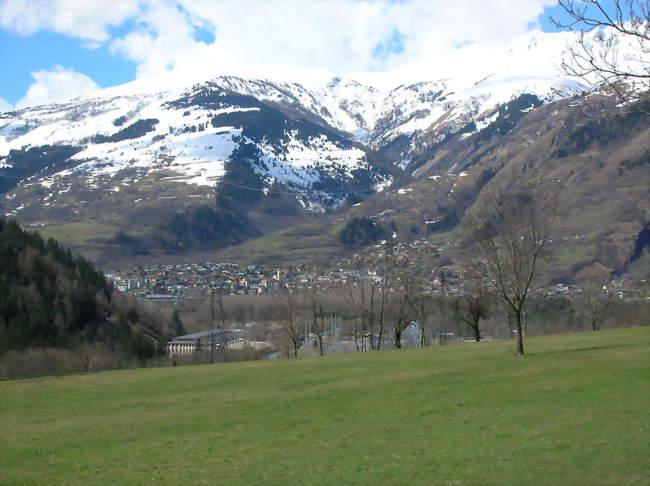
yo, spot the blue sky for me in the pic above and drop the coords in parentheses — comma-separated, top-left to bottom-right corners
(0, 30, 137, 104)
(0, 1, 614, 110)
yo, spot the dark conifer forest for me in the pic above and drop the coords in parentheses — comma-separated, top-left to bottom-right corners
(0, 218, 164, 365)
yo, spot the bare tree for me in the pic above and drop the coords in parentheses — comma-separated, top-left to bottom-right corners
(341, 280, 364, 352)
(408, 261, 435, 347)
(307, 288, 327, 355)
(454, 288, 492, 342)
(551, 0, 650, 103)
(341, 274, 373, 352)
(373, 248, 397, 351)
(463, 187, 554, 355)
(274, 282, 301, 359)
(389, 272, 413, 349)
(573, 280, 607, 331)
(366, 281, 379, 351)
(344, 250, 396, 351)
(409, 250, 436, 347)
(430, 271, 452, 345)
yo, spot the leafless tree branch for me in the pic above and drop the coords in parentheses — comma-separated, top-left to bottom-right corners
(551, 0, 650, 108)
(463, 186, 555, 355)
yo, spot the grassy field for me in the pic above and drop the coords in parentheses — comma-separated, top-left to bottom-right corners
(34, 221, 123, 244)
(215, 221, 347, 266)
(1, 328, 649, 485)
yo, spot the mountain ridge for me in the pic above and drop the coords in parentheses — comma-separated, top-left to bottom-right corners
(1, 26, 648, 276)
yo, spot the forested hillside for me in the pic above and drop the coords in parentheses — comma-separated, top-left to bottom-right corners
(0, 218, 168, 377)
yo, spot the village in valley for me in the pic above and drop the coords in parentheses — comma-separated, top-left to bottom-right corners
(104, 234, 648, 361)
(107, 236, 646, 302)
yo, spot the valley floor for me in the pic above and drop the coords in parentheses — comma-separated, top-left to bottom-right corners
(1, 327, 649, 485)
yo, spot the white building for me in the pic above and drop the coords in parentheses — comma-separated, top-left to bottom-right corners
(168, 329, 247, 356)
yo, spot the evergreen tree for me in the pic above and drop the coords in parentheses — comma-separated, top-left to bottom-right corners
(0, 217, 159, 359)
(340, 218, 387, 249)
(171, 310, 185, 337)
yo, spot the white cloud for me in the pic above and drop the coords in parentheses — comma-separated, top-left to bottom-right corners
(16, 66, 100, 109)
(0, 0, 141, 42)
(116, 0, 558, 78)
(2, 0, 557, 82)
(110, 0, 215, 78)
(0, 98, 13, 112)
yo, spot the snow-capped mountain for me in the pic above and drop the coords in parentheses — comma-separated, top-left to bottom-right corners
(0, 26, 646, 261)
(2, 26, 634, 180)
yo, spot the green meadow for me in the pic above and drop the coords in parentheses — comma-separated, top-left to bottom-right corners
(1, 327, 649, 485)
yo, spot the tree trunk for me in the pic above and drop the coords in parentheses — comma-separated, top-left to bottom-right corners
(474, 319, 481, 342)
(591, 298, 598, 331)
(353, 317, 361, 352)
(590, 303, 598, 331)
(515, 310, 524, 355)
(377, 286, 386, 351)
(369, 287, 376, 350)
(395, 330, 402, 349)
(318, 336, 324, 356)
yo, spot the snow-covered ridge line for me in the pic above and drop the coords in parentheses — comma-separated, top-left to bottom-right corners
(1, 26, 638, 144)
(0, 25, 644, 222)
(0, 76, 386, 218)
(10, 25, 642, 167)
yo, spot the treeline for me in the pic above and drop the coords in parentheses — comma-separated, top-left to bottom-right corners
(174, 270, 650, 361)
(340, 218, 386, 249)
(90, 118, 159, 144)
(0, 144, 82, 193)
(0, 218, 171, 377)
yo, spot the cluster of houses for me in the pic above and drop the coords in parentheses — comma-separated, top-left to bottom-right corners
(107, 258, 457, 298)
(106, 263, 282, 297)
(106, 236, 648, 304)
(103, 237, 479, 303)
